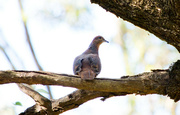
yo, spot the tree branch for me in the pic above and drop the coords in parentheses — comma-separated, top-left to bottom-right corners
(17, 84, 51, 107)
(19, 88, 127, 115)
(0, 60, 178, 114)
(0, 60, 180, 102)
(90, 0, 180, 52)
(0, 70, 168, 93)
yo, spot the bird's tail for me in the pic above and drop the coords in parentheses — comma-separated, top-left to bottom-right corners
(79, 70, 96, 80)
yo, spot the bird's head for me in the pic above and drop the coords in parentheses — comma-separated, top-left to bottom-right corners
(92, 36, 109, 46)
(86, 36, 109, 54)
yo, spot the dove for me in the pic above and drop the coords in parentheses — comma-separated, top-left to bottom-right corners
(73, 36, 108, 80)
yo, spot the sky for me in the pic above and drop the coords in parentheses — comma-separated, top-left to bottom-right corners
(0, 0, 179, 115)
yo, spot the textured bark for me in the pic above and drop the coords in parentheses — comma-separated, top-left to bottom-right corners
(0, 69, 172, 93)
(91, 0, 180, 52)
(19, 87, 126, 115)
(0, 60, 179, 114)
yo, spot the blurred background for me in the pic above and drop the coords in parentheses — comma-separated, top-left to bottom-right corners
(0, 0, 179, 115)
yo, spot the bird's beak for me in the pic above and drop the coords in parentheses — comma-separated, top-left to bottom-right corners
(104, 39, 109, 43)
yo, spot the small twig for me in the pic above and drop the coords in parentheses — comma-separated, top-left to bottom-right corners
(0, 46, 15, 69)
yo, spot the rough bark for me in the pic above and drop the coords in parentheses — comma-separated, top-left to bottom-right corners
(0, 70, 171, 93)
(0, 60, 179, 114)
(19, 85, 127, 115)
(91, 0, 180, 52)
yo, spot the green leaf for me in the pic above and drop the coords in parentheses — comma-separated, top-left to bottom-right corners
(14, 101, 22, 106)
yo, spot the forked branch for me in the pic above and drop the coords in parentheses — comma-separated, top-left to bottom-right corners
(0, 60, 179, 114)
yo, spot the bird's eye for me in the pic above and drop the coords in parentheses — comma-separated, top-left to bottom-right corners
(98, 37, 102, 39)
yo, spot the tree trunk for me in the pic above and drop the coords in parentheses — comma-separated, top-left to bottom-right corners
(91, 0, 180, 52)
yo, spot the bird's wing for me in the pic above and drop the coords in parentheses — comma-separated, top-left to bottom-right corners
(73, 56, 83, 75)
(88, 54, 101, 75)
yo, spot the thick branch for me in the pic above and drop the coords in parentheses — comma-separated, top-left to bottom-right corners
(0, 70, 169, 93)
(20, 88, 126, 115)
(90, 0, 180, 52)
(0, 60, 180, 102)
(51, 89, 126, 114)
(2, 60, 178, 114)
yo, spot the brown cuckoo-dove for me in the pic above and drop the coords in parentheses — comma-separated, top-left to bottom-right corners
(73, 36, 108, 80)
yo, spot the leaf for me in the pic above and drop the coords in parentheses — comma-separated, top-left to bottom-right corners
(37, 89, 48, 94)
(14, 101, 22, 106)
